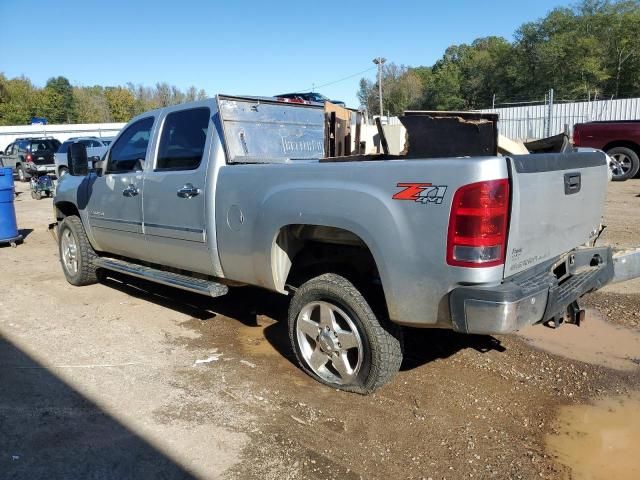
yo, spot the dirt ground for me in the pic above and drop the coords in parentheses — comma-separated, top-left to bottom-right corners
(1, 178, 639, 480)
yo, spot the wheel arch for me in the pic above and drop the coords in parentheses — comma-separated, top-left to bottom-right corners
(271, 224, 391, 315)
(602, 140, 640, 156)
(54, 201, 81, 221)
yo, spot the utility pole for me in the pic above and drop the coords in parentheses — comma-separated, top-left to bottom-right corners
(546, 88, 554, 137)
(373, 57, 386, 118)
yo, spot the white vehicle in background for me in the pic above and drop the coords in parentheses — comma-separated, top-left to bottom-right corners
(54, 137, 114, 177)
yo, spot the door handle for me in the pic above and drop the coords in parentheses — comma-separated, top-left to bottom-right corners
(177, 183, 200, 198)
(123, 184, 139, 197)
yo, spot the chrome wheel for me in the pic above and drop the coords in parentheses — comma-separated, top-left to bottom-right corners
(296, 301, 364, 385)
(60, 228, 78, 275)
(610, 152, 633, 178)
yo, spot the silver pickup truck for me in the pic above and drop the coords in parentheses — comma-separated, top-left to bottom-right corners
(53, 95, 640, 394)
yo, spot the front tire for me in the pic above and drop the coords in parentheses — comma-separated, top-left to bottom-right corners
(58, 216, 98, 286)
(288, 273, 403, 394)
(606, 146, 640, 181)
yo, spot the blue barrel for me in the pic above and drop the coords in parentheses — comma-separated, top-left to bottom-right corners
(0, 167, 20, 243)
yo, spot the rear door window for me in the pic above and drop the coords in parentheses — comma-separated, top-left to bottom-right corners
(155, 107, 210, 171)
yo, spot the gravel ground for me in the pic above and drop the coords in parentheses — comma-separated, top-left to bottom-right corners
(0, 178, 639, 480)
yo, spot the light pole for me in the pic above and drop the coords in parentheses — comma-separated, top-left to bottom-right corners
(373, 57, 386, 118)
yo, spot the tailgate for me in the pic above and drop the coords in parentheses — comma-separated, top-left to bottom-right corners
(505, 151, 608, 277)
(31, 151, 55, 165)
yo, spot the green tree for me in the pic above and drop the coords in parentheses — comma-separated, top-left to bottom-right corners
(357, 63, 422, 115)
(105, 87, 135, 122)
(41, 76, 75, 123)
(0, 75, 40, 125)
(73, 86, 112, 123)
(357, 0, 640, 111)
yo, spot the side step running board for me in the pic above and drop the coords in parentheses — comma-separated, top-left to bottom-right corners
(93, 257, 229, 298)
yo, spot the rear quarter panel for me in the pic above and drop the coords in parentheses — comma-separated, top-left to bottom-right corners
(215, 157, 509, 327)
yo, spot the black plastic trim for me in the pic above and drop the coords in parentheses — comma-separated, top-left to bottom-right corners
(511, 151, 606, 173)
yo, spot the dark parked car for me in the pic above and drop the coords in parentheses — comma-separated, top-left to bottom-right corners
(275, 92, 345, 107)
(573, 121, 640, 181)
(0, 137, 61, 181)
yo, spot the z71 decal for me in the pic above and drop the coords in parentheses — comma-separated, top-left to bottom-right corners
(392, 183, 448, 205)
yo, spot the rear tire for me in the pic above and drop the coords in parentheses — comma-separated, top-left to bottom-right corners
(18, 165, 29, 182)
(58, 216, 98, 286)
(288, 273, 403, 394)
(606, 146, 640, 181)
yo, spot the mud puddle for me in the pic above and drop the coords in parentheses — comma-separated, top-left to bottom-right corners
(518, 309, 640, 370)
(546, 393, 640, 479)
(235, 316, 280, 357)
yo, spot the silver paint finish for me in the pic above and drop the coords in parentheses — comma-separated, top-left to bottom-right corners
(461, 290, 548, 335)
(54, 96, 619, 330)
(54, 99, 226, 277)
(505, 153, 609, 277)
(215, 156, 509, 326)
(218, 96, 324, 163)
(141, 101, 215, 274)
(93, 257, 228, 297)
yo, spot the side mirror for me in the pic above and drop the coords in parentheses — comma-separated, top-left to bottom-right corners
(0, 151, 4, 155)
(67, 143, 88, 176)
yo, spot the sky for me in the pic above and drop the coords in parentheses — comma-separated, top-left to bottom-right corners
(0, 0, 573, 107)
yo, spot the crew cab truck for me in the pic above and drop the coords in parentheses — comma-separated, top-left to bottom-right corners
(53, 96, 640, 394)
(573, 120, 640, 181)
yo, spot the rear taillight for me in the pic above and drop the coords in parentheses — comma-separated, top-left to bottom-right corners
(447, 179, 510, 268)
(26, 154, 33, 163)
(573, 127, 581, 145)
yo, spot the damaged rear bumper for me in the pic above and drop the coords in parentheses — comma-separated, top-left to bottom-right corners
(449, 246, 640, 335)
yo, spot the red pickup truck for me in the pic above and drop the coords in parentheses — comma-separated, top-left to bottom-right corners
(573, 120, 640, 181)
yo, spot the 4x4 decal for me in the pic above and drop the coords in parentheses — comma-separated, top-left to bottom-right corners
(392, 183, 447, 204)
